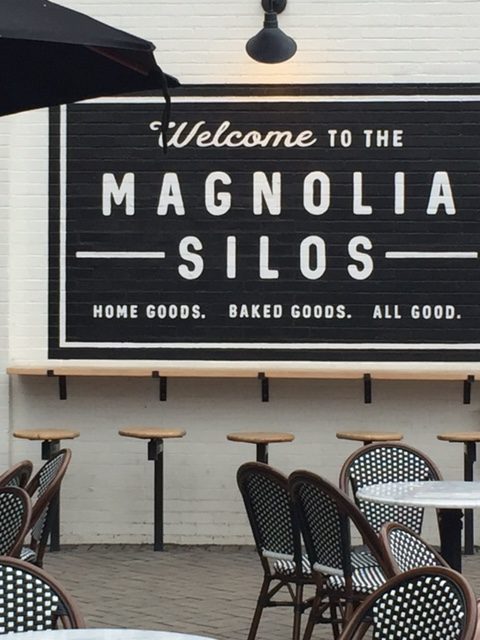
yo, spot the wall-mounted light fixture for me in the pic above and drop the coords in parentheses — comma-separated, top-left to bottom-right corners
(246, 0, 297, 64)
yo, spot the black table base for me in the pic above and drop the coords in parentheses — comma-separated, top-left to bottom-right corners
(439, 508, 464, 572)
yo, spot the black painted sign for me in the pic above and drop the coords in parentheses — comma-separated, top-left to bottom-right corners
(49, 91, 480, 361)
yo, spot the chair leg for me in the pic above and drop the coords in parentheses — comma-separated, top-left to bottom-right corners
(247, 575, 271, 640)
(344, 598, 355, 625)
(329, 598, 342, 640)
(302, 587, 323, 640)
(292, 583, 304, 640)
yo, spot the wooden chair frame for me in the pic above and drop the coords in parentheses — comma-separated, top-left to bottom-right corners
(237, 462, 314, 640)
(0, 555, 84, 632)
(339, 442, 442, 534)
(0, 460, 33, 488)
(24, 448, 72, 566)
(289, 469, 391, 640)
(338, 566, 477, 640)
(379, 521, 447, 576)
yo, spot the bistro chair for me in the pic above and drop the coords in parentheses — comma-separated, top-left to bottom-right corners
(338, 566, 478, 640)
(379, 522, 447, 575)
(0, 555, 84, 633)
(237, 462, 313, 640)
(0, 487, 31, 557)
(339, 442, 442, 534)
(0, 460, 33, 488)
(13, 429, 80, 552)
(22, 448, 72, 567)
(289, 469, 389, 640)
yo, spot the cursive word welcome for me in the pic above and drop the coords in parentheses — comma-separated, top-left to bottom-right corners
(149, 120, 317, 149)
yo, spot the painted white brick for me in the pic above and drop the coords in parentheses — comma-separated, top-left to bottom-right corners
(5, 0, 480, 545)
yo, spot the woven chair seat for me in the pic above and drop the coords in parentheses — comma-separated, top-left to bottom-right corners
(273, 548, 379, 578)
(351, 549, 379, 569)
(20, 546, 38, 563)
(326, 564, 387, 594)
(273, 555, 312, 577)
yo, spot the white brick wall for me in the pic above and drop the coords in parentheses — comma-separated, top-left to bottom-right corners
(5, 0, 480, 544)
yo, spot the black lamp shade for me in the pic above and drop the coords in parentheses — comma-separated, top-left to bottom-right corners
(246, 12, 297, 64)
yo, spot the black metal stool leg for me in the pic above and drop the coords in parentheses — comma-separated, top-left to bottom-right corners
(41, 439, 61, 552)
(464, 441, 476, 555)
(439, 508, 464, 572)
(256, 443, 268, 464)
(148, 438, 164, 551)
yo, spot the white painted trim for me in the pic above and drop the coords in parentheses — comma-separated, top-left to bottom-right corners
(58, 94, 480, 352)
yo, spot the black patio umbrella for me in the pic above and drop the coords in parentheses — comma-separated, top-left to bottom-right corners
(0, 0, 179, 142)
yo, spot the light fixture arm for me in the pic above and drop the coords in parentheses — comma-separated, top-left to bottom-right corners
(262, 0, 287, 13)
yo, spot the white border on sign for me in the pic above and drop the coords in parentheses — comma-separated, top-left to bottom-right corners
(59, 95, 480, 350)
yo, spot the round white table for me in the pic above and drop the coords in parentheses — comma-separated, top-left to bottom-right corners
(357, 480, 480, 573)
(6, 630, 217, 640)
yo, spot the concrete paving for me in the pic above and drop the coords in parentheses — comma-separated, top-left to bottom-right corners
(43, 544, 480, 640)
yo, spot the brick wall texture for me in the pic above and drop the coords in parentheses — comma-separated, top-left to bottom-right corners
(4, 0, 480, 544)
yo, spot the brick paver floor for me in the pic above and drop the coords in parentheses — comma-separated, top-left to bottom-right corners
(44, 545, 480, 640)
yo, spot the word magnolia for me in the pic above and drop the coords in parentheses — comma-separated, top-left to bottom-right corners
(102, 170, 457, 217)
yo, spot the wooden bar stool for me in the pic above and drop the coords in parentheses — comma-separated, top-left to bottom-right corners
(437, 431, 480, 555)
(226, 431, 294, 464)
(118, 427, 186, 551)
(12, 428, 79, 551)
(336, 430, 404, 446)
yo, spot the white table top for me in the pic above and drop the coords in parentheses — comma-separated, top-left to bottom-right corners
(357, 480, 480, 509)
(6, 629, 217, 640)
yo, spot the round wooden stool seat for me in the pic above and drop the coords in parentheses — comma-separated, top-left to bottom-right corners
(336, 430, 404, 446)
(119, 427, 186, 440)
(13, 429, 80, 441)
(227, 431, 295, 445)
(227, 431, 294, 464)
(437, 432, 480, 443)
(437, 431, 480, 556)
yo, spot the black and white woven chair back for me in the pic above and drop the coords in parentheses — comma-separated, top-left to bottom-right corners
(29, 450, 70, 544)
(289, 472, 347, 575)
(0, 461, 33, 489)
(338, 567, 478, 640)
(340, 443, 442, 534)
(0, 556, 84, 632)
(237, 462, 296, 559)
(0, 488, 31, 557)
(380, 522, 446, 575)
